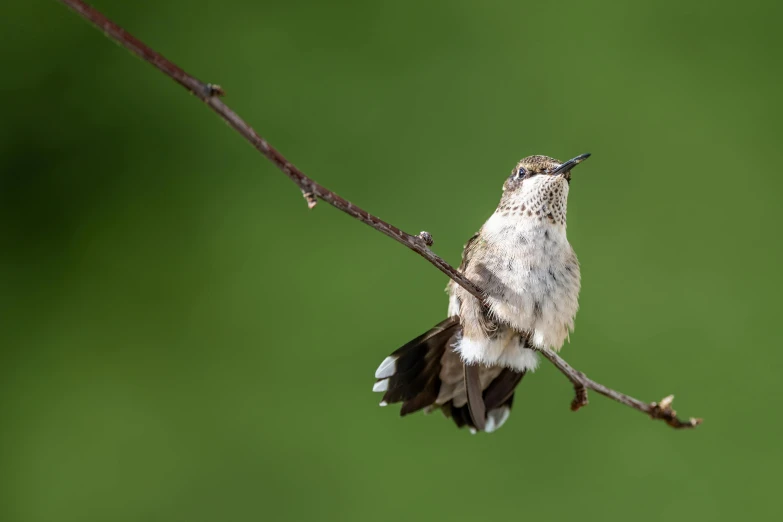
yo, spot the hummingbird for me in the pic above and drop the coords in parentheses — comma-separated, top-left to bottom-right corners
(372, 153, 590, 433)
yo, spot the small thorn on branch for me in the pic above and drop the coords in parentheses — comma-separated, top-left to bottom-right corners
(205, 83, 225, 97)
(417, 231, 434, 247)
(571, 384, 589, 411)
(658, 394, 674, 410)
(302, 190, 317, 209)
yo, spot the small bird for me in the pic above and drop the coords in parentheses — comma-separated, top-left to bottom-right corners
(372, 153, 590, 433)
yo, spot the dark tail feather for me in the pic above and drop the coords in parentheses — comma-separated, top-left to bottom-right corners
(373, 318, 526, 433)
(440, 368, 525, 433)
(373, 317, 459, 415)
(481, 368, 526, 432)
(464, 363, 486, 431)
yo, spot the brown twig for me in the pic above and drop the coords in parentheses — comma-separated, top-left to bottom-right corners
(57, 0, 701, 430)
(55, 0, 483, 302)
(538, 349, 700, 428)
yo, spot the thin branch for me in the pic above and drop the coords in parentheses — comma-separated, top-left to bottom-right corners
(537, 349, 700, 429)
(56, 0, 483, 302)
(58, 0, 701, 430)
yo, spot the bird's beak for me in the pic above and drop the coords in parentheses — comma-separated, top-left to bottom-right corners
(551, 153, 591, 179)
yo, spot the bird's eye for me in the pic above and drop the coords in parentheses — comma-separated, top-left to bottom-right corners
(516, 167, 528, 179)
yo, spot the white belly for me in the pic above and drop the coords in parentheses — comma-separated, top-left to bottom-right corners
(452, 212, 581, 372)
(454, 330, 542, 372)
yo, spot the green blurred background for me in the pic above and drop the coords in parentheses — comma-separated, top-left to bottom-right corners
(2, 1, 781, 521)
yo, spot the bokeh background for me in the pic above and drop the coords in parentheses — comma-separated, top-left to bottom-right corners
(2, 1, 782, 521)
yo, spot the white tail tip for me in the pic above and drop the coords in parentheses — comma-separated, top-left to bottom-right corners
(485, 407, 511, 433)
(374, 356, 397, 379)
